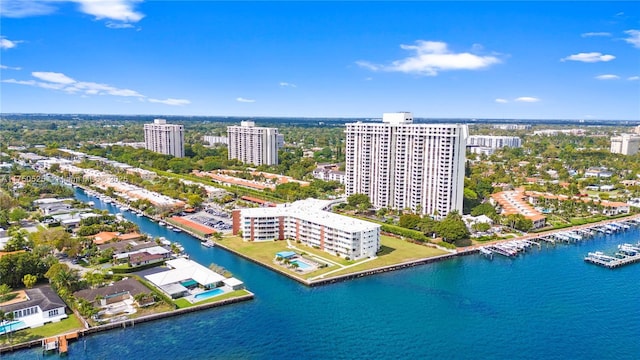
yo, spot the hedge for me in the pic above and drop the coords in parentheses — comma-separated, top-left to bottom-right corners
(381, 224, 428, 242)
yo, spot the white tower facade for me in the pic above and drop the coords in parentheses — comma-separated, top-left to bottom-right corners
(144, 119, 185, 158)
(227, 121, 280, 166)
(345, 113, 468, 218)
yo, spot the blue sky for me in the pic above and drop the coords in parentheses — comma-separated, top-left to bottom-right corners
(1, 1, 639, 120)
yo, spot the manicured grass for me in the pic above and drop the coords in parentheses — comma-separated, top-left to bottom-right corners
(218, 234, 448, 281)
(291, 243, 354, 266)
(217, 236, 344, 279)
(174, 289, 251, 309)
(0, 314, 84, 345)
(325, 236, 447, 277)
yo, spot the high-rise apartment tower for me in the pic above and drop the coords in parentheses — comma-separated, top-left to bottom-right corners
(227, 121, 280, 166)
(345, 112, 468, 218)
(143, 119, 184, 158)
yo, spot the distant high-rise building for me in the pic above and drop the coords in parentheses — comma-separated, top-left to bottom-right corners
(203, 135, 228, 146)
(467, 135, 521, 148)
(610, 134, 640, 155)
(143, 119, 184, 158)
(345, 112, 468, 218)
(634, 125, 640, 135)
(227, 121, 280, 166)
(492, 124, 531, 130)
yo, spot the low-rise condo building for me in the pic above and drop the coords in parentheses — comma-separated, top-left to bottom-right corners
(232, 199, 380, 260)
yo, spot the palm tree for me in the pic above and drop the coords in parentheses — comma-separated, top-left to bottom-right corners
(0, 310, 15, 343)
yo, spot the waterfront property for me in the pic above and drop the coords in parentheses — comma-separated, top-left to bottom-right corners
(218, 233, 448, 282)
(275, 251, 320, 273)
(145, 258, 244, 301)
(73, 278, 154, 321)
(0, 285, 67, 334)
(233, 198, 380, 260)
(490, 189, 547, 229)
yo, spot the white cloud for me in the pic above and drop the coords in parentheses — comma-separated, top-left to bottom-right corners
(0, 64, 22, 70)
(32, 71, 77, 84)
(0, 0, 58, 17)
(561, 52, 615, 62)
(623, 30, 640, 48)
(72, 0, 144, 22)
(364, 77, 373, 81)
(236, 97, 256, 103)
(148, 98, 191, 106)
(0, 37, 22, 50)
(0, 0, 143, 23)
(495, 98, 508, 103)
(595, 74, 620, 80)
(628, 76, 640, 81)
(3, 70, 187, 105)
(106, 21, 135, 29)
(356, 40, 501, 76)
(514, 97, 540, 103)
(279, 82, 297, 88)
(355, 61, 380, 71)
(581, 32, 611, 37)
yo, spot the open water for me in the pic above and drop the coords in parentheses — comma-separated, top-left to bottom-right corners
(6, 189, 639, 359)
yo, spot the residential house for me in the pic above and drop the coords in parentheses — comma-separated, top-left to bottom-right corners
(0, 285, 67, 333)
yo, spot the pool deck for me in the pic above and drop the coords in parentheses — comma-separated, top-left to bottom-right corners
(186, 287, 231, 303)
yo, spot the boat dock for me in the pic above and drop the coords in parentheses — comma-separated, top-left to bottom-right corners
(478, 218, 640, 260)
(584, 243, 640, 269)
(42, 331, 78, 355)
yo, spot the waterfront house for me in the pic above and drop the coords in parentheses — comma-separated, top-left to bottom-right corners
(128, 251, 168, 267)
(145, 258, 226, 299)
(0, 285, 67, 333)
(74, 278, 153, 308)
(600, 201, 630, 216)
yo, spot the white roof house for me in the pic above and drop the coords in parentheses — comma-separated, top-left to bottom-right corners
(145, 258, 225, 288)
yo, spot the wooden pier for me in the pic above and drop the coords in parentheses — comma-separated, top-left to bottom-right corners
(42, 331, 77, 355)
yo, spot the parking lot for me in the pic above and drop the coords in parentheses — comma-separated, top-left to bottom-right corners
(184, 209, 232, 233)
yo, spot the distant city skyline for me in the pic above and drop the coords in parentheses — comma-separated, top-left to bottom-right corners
(1, 1, 639, 120)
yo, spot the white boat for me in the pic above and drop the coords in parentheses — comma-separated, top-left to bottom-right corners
(202, 240, 215, 248)
(136, 212, 143, 217)
(172, 228, 182, 232)
(167, 225, 174, 230)
(158, 222, 165, 226)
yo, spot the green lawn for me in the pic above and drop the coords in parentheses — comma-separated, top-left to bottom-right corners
(218, 234, 448, 282)
(174, 289, 252, 308)
(0, 314, 84, 346)
(217, 236, 347, 280)
(324, 236, 447, 277)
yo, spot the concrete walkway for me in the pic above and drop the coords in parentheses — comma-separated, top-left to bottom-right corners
(309, 256, 378, 281)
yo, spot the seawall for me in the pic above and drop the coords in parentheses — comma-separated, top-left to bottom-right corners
(0, 293, 254, 354)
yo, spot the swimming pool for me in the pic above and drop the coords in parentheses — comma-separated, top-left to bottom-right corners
(0, 321, 26, 334)
(193, 288, 224, 301)
(291, 260, 313, 270)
